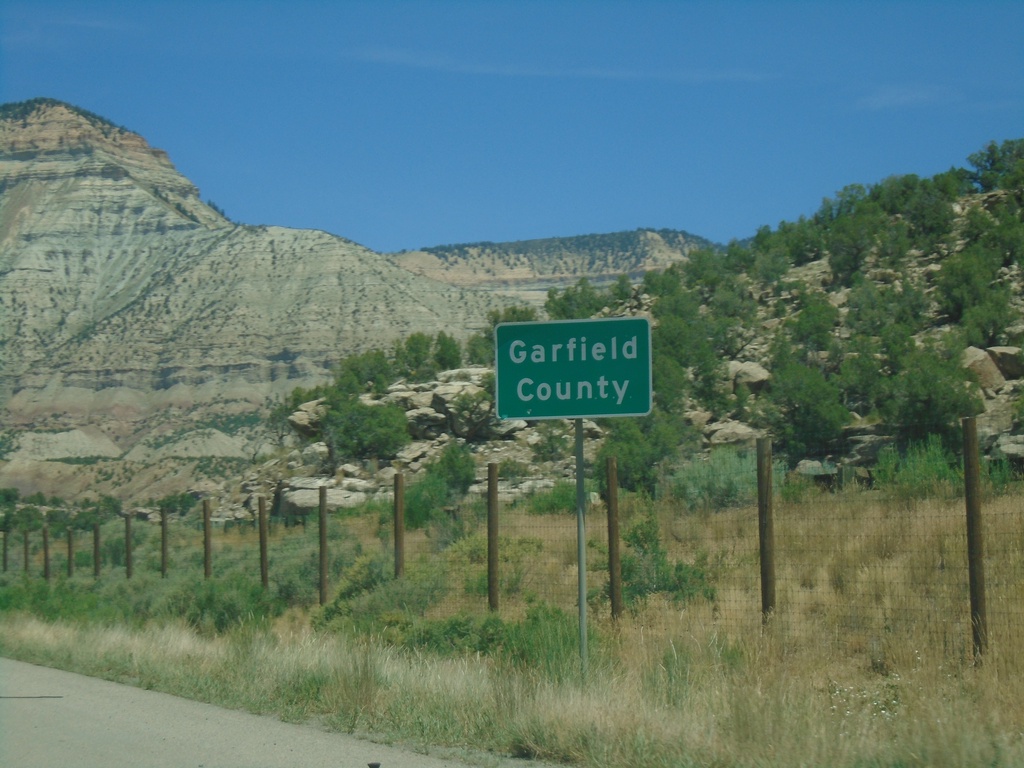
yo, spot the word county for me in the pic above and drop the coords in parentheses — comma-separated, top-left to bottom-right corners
(507, 334, 639, 405)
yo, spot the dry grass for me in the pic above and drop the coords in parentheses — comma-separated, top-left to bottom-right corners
(3, 485, 1024, 766)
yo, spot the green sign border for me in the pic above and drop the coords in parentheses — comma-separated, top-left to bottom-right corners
(494, 317, 652, 420)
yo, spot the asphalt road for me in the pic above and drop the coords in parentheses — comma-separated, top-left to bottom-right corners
(0, 657, 523, 768)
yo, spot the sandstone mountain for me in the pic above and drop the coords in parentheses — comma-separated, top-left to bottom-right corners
(393, 228, 716, 301)
(0, 99, 520, 495)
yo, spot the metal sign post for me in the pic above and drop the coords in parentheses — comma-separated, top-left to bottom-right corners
(495, 317, 652, 676)
(574, 417, 588, 675)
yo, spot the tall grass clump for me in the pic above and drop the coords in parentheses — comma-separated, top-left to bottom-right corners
(874, 436, 963, 506)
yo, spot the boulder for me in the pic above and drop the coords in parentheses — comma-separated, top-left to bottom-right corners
(381, 387, 434, 410)
(299, 441, 329, 467)
(685, 410, 713, 430)
(406, 406, 448, 439)
(437, 367, 493, 386)
(705, 420, 763, 450)
(728, 361, 771, 394)
(986, 346, 1024, 380)
(339, 476, 377, 493)
(978, 395, 1015, 450)
(794, 459, 838, 478)
(432, 382, 490, 438)
(842, 432, 894, 466)
(287, 476, 334, 491)
(963, 346, 1006, 391)
(994, 434, 1024, 459)
(487, 418, 528, 439)
(288, 399, 326, 437)
(280, 487, 368, 515)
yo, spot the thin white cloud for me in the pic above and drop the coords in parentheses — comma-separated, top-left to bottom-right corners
(0, 12, 137, 51)
(855, 84, 954, 111)
(347, 46, 773, 85)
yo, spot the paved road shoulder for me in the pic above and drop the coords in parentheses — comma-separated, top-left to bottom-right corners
(0, 656, 512, 768)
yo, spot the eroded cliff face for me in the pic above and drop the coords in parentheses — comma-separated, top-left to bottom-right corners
(0, 99, 511, 496)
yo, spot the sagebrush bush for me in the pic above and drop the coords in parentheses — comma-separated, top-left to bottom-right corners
(669, 447, 785, 513)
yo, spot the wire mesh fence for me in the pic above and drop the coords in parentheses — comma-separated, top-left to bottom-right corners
(3, 419, 1023, 672)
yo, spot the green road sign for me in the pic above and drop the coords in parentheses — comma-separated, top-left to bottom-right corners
(495, 317, 652, 420)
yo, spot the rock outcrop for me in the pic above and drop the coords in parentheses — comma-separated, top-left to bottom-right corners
(0, 99, 515, 496)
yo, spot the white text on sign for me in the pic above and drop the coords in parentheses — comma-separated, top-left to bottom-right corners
(507, 334, 638, 407)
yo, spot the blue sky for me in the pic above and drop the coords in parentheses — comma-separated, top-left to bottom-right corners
(2, 1, 1022, 253)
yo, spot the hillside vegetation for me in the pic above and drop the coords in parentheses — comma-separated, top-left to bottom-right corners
(280, 139, 1024, 496)
(542, 139, 1024, 489)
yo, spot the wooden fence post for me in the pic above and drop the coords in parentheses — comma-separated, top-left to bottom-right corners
(161, 507, 168, 578)
(203, 499, 212, 579)
(962, 416, 988, 660)
(258, 495, 269, 589)
(606, 456, 624, 621)
(93, 522, 101, 578)
(125, 514, 133, 580)
(488, 463, 499, 612)
(757, 437, 776, 625)
(43, 524, 51, 581)
(394, 473, 405, 578)
(319, 485, 328, 606)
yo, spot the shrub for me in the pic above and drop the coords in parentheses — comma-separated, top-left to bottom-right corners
(530, 422, 571, 462)
(787, 289, 840, 358)
(873, 437, 962, 505)
(326, 553, 390, 606)
(320, 396, 410, 468)
(968, 138, 1024, 192)
(498, 459, 531, 483)
(432, 443, 477, 495)
(320, 564, 448, 641)
(934, 244, 1013, 346)
(498, 603, 585, 681)
(618, 514, 715, 606)
(758, 358, 849, 462)
(545, 277, 608, 320)
(525, 481, 577, 516)
(433, 331, 462, 371)
(162, 573, 279, 634)
(881, 340, 982, 450)
(597, 410, 690, 495)
(404, 472, 450, 529)
(404, 443, 479, 529)
(670, 447, 785, 513)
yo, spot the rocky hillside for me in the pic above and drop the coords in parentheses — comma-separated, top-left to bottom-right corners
(392, 228, 717, 303)
(0, 99, 517, 496)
